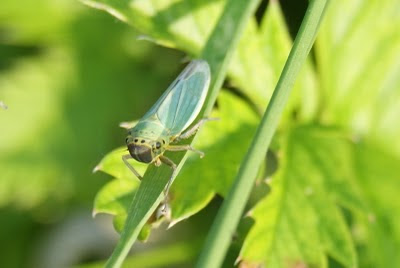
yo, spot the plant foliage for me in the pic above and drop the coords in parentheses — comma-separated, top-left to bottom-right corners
(84, 0, 400, 267)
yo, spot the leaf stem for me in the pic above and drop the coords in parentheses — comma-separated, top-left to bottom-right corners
(195, 1, 329, 267)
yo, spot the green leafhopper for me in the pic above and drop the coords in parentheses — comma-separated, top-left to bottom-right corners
(123, 60, 214, 212)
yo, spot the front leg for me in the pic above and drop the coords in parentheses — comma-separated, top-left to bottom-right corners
(166, 144, 204, 158)
(122, 154, 143, 180)
(173, 117, 219, 143)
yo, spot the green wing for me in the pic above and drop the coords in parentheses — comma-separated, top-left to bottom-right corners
(140, 60, 210, 135)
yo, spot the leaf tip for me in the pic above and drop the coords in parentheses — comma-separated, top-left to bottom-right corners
(92, 164, 101, 173)
(245, 209, 254, 218)
(234, 255, 242, 266)
(264, 176, 273, 185)
(92, 209, 98, 218)
(136, 35, 157, 43)
(167, 214, 182, 229)
(167, 221, 177, 229)
(80, 0, 128, 24)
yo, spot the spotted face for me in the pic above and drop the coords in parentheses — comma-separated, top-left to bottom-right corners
(126, 135, 166, 164)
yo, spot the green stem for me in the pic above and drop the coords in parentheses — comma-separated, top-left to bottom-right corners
(195, 1, 329, 267)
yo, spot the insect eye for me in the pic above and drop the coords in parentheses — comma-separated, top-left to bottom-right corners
(156, 142, 161, 149)
(125, 137, 129, 144)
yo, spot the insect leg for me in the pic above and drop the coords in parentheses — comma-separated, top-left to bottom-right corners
(159, 155, 177, 214)
(166, 144, 204, 158)
(122, 154, 143, 180)
(174, 117, 219, 142)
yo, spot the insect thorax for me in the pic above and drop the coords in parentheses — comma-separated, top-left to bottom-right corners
(128, 120, 170, 153)
(130, 121, 168, 140)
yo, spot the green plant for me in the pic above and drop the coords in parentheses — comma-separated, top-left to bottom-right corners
(85, 0, 400, 267)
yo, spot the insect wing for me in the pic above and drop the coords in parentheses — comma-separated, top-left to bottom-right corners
(140, 60, 210, 135)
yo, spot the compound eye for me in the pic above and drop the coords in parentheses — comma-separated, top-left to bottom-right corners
(156, 142, 161, 149)
(125, 137, 129, 144)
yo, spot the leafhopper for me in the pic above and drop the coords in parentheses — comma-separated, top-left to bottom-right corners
(123, 60, 214, 212)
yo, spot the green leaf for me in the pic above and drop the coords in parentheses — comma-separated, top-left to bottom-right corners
(297, 127, 368, 214)
(237, 1, 400, 266)
(93, 149, 168, 240)
(240, 126, 361, 268)
(93, 147, 146, 182)
(93, 148, 147, 236)
(81, 0, 226, 53)
(93, 178, 136, 215)
(316, 0, 400, 155)
(230, 1, 318, 122)
(353, 142, 400, 267)
(312, 0, 400, 264)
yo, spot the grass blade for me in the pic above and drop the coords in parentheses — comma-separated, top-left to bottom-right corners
(105, 0, 261, 267)
(195, 1, 329, 267)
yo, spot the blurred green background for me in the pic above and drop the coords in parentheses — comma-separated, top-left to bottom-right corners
(0, 0, 189, 267)
(1, 0, 400, 267)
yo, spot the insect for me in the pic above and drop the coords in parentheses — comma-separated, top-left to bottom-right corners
(123, 60, 214, 213)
